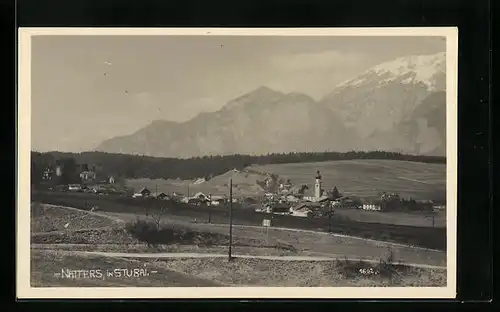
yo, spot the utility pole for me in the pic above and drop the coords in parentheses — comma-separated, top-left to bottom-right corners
(328, 205, 332, 233)
(228, 178, 233, 262)
(208, 194, 212, 223)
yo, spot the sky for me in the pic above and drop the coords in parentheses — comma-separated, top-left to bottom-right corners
(30, 35, 445, 152)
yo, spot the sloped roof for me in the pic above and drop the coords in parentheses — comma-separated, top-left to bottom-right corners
(138, 187, 150, 193)
(152, 192, 168, 198)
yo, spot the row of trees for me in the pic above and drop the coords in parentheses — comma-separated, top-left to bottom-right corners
(32, 150, 445, 183)
(31, 154, 81, 186)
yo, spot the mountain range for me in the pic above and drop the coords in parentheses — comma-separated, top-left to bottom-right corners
(95, 52, 447, 158)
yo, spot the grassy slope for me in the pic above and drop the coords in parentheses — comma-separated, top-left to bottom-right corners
(249, 159, 446, 201)
(31, 203, 119, 233)
(155, 257, 446, 287)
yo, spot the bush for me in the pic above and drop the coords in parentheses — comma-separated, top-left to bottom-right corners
(125, 220, 161, 247)
(124, 219, 226, 247)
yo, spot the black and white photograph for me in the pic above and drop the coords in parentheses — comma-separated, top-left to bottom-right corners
(17, 28, 458, 299)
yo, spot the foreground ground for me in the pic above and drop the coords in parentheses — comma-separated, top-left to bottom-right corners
(31, 249, 446, 287)
(29, 204, 447, 287)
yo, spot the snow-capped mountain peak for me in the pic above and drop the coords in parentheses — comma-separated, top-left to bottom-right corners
(335, 52, 446, 91)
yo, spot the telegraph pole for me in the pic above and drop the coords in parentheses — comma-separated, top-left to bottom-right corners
(208, 194, 212, 223)
(328, 205, 332, 233)
(228, 178, 233, 261)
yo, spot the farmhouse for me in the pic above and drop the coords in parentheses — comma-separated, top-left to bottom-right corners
(132, 187, 151, 198)
(290, 203, 313, 217)
(192, 192, 209, 201)
(362, 203, 381, 211)
(79, 171, 96, 181)
(188, 198, 207, 206)
(270, 203, 291, 215)
(286, 195, 300, 203)
(207, 195, 225, 206)
(152, 192, 169, 200)
(68, 184, 82, 192)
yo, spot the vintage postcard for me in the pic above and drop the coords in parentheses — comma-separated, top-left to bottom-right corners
(17, 27, 458, 299)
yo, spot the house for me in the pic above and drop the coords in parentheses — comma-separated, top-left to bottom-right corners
(286, 195, 300, 203)
(433, 204, 446, 210)
(152, 192, 169, 200)
(79, 171, 96, 181)
(258, 203, 273, 213)
(362, 203, 381, 211)
(188, 198, 206, 206)
(290, 203, 313, 218)
(208, 195, 226, 206)
(42, 167, 54, 180)
(303, 195, 330, 203)
(132, 187, 151, 198)
(68, 184, 82, 192)
(192, 192, 208, 201)
(271, 203, 291, 215)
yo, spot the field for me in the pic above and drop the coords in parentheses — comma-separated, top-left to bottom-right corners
(249, 159, 446, 201)
(30, 204, 446, 287)
(31, 203, 121, 233)
(333, 208, 446, 228)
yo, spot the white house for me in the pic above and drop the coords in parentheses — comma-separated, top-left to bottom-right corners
(362, 203, 381, 211)
(290, 203, 312, 218)
(79, 171, 96, 181)
(132, 187, 151, 198)
(68, 184, 82, 192)
(192, 192, 208, 201)
(209, 195, 226, 206)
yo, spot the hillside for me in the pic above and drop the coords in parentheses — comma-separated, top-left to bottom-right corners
(96, 87, 355, 158)
(31, 150, 445, 183)
(94, 52, 447, 158)
(249, 159, 446, 201)
(320, 52, 446, 154)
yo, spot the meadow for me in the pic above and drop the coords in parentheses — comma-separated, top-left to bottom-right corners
(250, 159, 446, 201)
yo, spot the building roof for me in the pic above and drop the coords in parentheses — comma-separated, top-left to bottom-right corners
(151, 192, 169, 198)
(138, 187, 150, 193)
(210, 195, 226, 201)
(293, 202, 321, 210)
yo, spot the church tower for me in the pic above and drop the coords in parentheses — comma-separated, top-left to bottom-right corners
(314, 170, 322, 199)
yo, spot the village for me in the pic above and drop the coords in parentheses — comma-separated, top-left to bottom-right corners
(39, 161, 446, 220)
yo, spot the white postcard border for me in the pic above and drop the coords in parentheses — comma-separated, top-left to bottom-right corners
(17, 27, 458, 299)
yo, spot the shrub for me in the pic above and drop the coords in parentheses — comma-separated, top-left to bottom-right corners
(124, 219, 226, 247)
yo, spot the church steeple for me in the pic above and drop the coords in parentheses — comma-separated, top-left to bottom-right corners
(314, 170, 322, 199)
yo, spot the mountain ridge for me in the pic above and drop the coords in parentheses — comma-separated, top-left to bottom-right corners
(95, 52, 447, 158)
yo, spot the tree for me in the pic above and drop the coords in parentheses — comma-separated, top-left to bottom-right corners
(151, 206, 167, 231)
(59, 157, 80, 185)
(331, 186, 341, 199)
